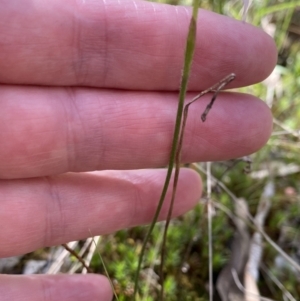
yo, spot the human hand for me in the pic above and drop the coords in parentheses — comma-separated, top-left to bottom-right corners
(0, 0, 276, 300)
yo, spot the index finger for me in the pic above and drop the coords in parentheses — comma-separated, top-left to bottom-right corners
(0, 0, 276, 89)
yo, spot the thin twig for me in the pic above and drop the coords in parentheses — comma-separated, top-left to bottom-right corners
(260, 263, 297, 301)
(68, 238, 93, 274)
(207, 162, 214, 301)
(89, 234, 120, 301)
(194, 163, 300, 274)
(159, 74, 235, 300)
(62, 243, 93, 273)
(82, 236, 100, 274)
(133, 2, 201, 298)
(143, 223, 164, 301)
(231, 269, 278, 301)
(190, 73, 236, 122)
(273, 118, 300, 138)
(46, 241, 79, 274)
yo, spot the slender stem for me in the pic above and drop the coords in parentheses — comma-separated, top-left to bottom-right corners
(159, 121, 184, 300)
(159, 73, 235, 300)
(207, 162, 213, 301)
(189, 73, 236, 117)
(133, 1, 200, 299)
(62, 243, 93, 273)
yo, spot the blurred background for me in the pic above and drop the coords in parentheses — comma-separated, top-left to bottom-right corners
(2, 1, 299, 300)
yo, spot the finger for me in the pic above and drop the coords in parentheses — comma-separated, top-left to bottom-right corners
(0, 86, 272, 179)
(0, 274, 112, 301)
(0, 169, 201, 257)
(0, 0, 276, 89)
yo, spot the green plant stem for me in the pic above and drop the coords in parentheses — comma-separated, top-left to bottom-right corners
(133, 1, 200, 299)
(253, 1, 300, 24)
(159, 73, 235, 300)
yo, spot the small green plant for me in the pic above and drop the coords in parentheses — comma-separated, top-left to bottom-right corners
(58, 1, 300, 300)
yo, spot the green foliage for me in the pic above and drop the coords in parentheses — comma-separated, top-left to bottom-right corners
(91, 1, 300, 300)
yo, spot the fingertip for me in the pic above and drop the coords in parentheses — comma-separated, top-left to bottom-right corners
(263, 33, 278, 80)
(49, 274, 114, 301)
(181, 92, 273, 162)
(253, 96, 273, 147)
(80, 275, 114, 301)
(47, 274, 114, 301)
(238, 21, 278, 84)
(228, 94, 273, 155)
(0, 274, 114, 301)
(192, 10, 278, 88)
(232, 94, 273, 154)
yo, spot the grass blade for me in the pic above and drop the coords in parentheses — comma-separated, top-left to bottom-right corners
(133, 1, 200, 299)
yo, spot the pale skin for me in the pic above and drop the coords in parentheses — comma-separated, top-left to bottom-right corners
(0, 0, 277, 300)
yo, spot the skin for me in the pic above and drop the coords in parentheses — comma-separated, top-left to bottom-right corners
(0, 0, 277, 300)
